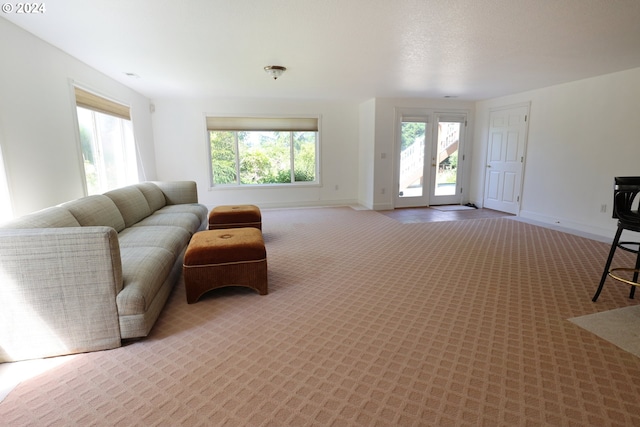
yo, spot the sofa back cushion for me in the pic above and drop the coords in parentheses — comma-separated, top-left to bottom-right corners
(0, 206, 81, 229)
(61, 195, 126, 232)
(104, 186, 152, 227)
(151, 181, 198, 205)
(135, 183, 167, 212)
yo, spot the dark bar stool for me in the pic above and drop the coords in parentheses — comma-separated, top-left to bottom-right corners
(592, 176, 640, 302)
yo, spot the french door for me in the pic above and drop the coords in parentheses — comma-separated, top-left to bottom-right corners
(395, 112, 466, 208)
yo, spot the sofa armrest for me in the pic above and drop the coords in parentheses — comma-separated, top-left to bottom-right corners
(0, 227, 123, 362)
(152, 181, 199, 205)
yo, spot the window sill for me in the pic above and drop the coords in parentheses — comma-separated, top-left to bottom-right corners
(209, 182, 322, 191)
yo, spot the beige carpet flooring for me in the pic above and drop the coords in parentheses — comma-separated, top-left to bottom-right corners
(1, 207, 640, 426)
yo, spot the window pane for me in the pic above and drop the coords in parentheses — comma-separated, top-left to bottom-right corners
(76, 106, 138, 195)
(293, 132, 316, 182)
(238, 131, 290, 184)
(95, 112, 125, 190)
(210, 131, 237, 184)
(0, 144, 13, 222)
(208, 122, 319, 187)
(77, 107, 100, 195)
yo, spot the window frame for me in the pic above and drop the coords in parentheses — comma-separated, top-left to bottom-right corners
(206, 115, 322, 189)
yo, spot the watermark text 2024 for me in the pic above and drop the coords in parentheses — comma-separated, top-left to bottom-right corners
(1, 3, 46, 13)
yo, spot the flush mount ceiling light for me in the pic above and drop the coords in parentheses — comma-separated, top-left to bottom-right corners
(264, 65, 286, 80)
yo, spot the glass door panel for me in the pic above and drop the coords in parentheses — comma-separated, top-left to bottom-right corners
(429, 115, 466, 205)
(399, 121, 425, 198)
(434, 121, 460, 196)
(395, 118, 430, 208)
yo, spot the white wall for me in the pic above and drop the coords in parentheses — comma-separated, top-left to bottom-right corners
(473, 67, 640, 239)
(358, 99, 376, 208)
(151, 97, 360, 209)
(0, 19, 156, 217)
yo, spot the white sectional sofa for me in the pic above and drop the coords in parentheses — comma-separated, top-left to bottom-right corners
(0, 181, 208, 362)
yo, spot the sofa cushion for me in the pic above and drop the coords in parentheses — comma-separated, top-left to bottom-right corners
(133, 212, 201, 235)
(156, 204, 208, 225)
(151, 181, 198, 205)
(104, 186, 151, 228)
(0, 206, 81, 228)
(135, 183, 167, 212)
(61, 195, 126, 232)
(117, 225, 190, 256)
(117, 247, 174, 315)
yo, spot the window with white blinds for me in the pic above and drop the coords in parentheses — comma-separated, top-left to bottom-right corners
(74, 87, 139, 195)
(207, 116, 319, 186)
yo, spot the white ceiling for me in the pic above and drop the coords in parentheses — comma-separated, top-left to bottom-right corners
(4, 0, 640, 101)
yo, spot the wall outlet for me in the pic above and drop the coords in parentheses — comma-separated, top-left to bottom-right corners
(381, 188, 386, 195)
(335, 184, 339, 191)
(600, 204, 607, 213)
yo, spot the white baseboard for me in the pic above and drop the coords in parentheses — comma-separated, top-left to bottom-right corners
(372, 202, 394, 211)
(249, 199, 361, 210)
(516, 210, 615, 243)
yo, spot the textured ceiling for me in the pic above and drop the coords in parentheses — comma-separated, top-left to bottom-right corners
(4, 0, 640, 100)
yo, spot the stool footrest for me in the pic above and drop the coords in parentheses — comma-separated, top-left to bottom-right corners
(608, 267, 640, 287)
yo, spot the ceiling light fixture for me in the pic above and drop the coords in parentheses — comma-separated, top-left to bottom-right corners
(264, 65, 286, 80)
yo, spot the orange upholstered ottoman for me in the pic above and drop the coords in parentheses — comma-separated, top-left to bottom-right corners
(183, 228, 268, 303)
(208, 205, 262, 230)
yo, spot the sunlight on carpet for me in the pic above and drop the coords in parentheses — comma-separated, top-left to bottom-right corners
(569, 305, 640, 358)
(0, 356, 74, 403)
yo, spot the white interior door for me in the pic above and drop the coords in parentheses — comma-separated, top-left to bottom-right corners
(483, 104, 530, 214)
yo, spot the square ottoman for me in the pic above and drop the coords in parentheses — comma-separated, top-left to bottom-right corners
(183, 227, 268, 304)
(208, 204, 262, 230)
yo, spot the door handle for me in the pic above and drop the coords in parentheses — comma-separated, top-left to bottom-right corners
(486, 165, 492, 168)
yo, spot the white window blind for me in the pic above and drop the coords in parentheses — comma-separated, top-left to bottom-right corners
(401, 116, 430, 123)
(206, 116, 318, 132)
(74, 87, 130, 120)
